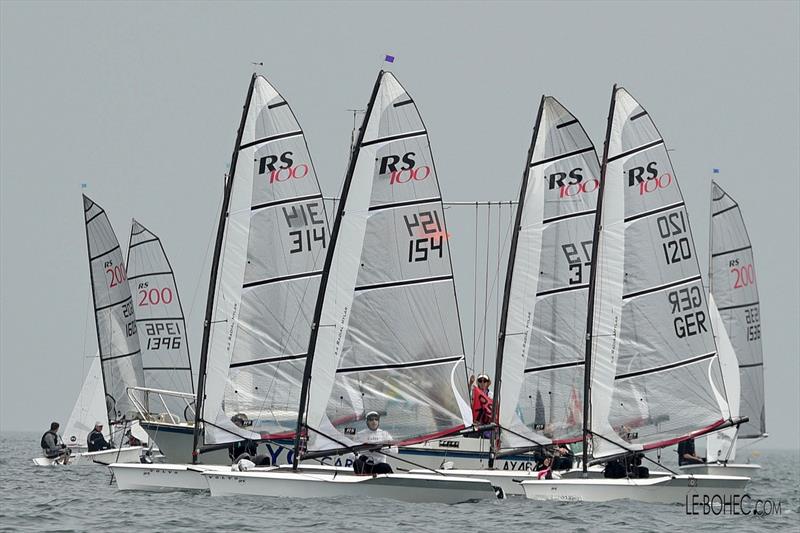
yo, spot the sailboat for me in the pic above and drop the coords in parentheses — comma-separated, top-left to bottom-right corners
(520, 86, 749, 503)
(680, 181, 765, 477)
(34, 197, 148, 466)
(406, 96, 607, 495)
(202, 70, 498, 503)
(111, 72, 336, 490)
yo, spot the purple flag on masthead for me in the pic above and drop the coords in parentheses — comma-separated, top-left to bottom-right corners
(384, 54, 395, 63)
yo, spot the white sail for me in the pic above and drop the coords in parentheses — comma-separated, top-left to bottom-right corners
(63, 355, 110, 448)
(706, 294, 741, 461)
(201, 75, 329, 444)
(709, 181, 765, 439)
(83, 195, 145, 426)
(589, 88, 728, 459)
(126, 219, 195, 421)
(304, 71, 471, 454)
(496, 96, 600, 450)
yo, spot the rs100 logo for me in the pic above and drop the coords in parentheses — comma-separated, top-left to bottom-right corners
(627, 161, 673, 195)
(258, 151, 308, 183)
(546, 168, 598, 198)
(379, 152, 431, 185)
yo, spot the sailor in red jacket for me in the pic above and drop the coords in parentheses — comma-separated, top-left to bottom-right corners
(469, 374, 494, 426)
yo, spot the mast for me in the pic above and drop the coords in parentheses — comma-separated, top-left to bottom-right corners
(82, 196, 114, 437)
(581, 84, 617, 474)
(489, 95, 546, 468)
(191, 74, 257, 464)
(291, 71, 384, 470)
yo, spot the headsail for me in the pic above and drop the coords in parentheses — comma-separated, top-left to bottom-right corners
(198, 75, 329, 445)
(588, 88, 729, 459)
(302, 71, 471, 455)
(495, 97, 600, 450)
(709, 181, 765, 440)
(82, 195, 145, 427)
(63, 355, 110, 447)
(126, 219, 195, 421)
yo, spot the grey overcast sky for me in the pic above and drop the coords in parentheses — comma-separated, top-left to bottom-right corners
(1, 1, 798, 450)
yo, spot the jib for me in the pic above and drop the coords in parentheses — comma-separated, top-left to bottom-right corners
(258, 151, 308, 183)
(379, 152, 431, 185)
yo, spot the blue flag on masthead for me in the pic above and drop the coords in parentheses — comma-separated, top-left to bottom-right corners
(384, 54, 395, 63)
(712, 168, 720, 174)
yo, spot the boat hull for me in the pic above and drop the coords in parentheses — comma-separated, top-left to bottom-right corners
(678, 462, 760, 477)
(110, 463, 231, 491)
(32, 446, 144, 466)
(139, 420, 539, 471)
(407, 465, 672, 496)
(520, 474, 750, 504)
(204, 469, 499, 503)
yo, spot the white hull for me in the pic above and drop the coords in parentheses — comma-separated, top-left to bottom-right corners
(140, 421, 540, 472)
(32, 446, 144, 466)
(679, 463, 761, 478)
(110, 463, 231, 491)
(521, 474, 750, 504)
(204, 468, 498, 503)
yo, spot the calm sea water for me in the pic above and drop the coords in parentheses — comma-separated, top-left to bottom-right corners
(1, 432, 797, 532)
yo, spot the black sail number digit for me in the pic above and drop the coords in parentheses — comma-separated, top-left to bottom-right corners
(404, 210, 444, 263)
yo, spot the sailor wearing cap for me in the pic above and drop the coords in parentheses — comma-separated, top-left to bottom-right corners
(87, 421, 113, 452)
(353, 411, 398, 475)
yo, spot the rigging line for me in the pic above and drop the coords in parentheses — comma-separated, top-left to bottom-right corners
(472, 202, 479, 367)
(496, 202, 502, 361)
(187, 186, 224, 321)
(482, 202, 491, 372)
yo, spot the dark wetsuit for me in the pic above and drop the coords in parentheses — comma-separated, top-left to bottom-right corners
(87, 429, 112, 452)
(677, 439, 704, 466)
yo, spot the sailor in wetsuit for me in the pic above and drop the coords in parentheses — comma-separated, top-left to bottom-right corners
(40, 421, 71, 462)
(677, 438, 705, 466)
(87, 422, 113, 452)
(353, 411, 397, 475)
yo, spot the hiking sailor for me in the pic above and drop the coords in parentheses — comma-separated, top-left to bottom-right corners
(87, 422, 113, 452)
(353, 411, 397, 475)
(40, 422, 70, 462)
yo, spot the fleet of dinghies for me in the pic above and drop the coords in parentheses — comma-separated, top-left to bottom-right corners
(45, 68, 766, 504)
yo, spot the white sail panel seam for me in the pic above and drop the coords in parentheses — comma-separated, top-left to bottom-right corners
(239, 130, 302, 151)
(615, 351, 717, 381)
(622, 274, 702, 300)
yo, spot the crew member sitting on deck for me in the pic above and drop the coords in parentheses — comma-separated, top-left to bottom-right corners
(677, 438, 705, 466)
(353, 411, 397, 475)
(41, 422, 70, 462)
(87, 422, 113, 452)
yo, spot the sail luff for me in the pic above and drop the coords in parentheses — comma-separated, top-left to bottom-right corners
(192, 73, 257, 462)
(292, 72, 385, 467)
(584, 84, 618, 470)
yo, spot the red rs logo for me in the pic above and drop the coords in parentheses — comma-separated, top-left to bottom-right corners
(390, 166, 430, 185)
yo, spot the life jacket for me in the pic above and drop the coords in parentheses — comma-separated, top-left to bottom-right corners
(471, 386, 493, 425)
(40, 430, 58, 449)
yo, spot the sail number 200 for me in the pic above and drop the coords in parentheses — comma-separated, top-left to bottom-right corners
(657, 211, 692, 265)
